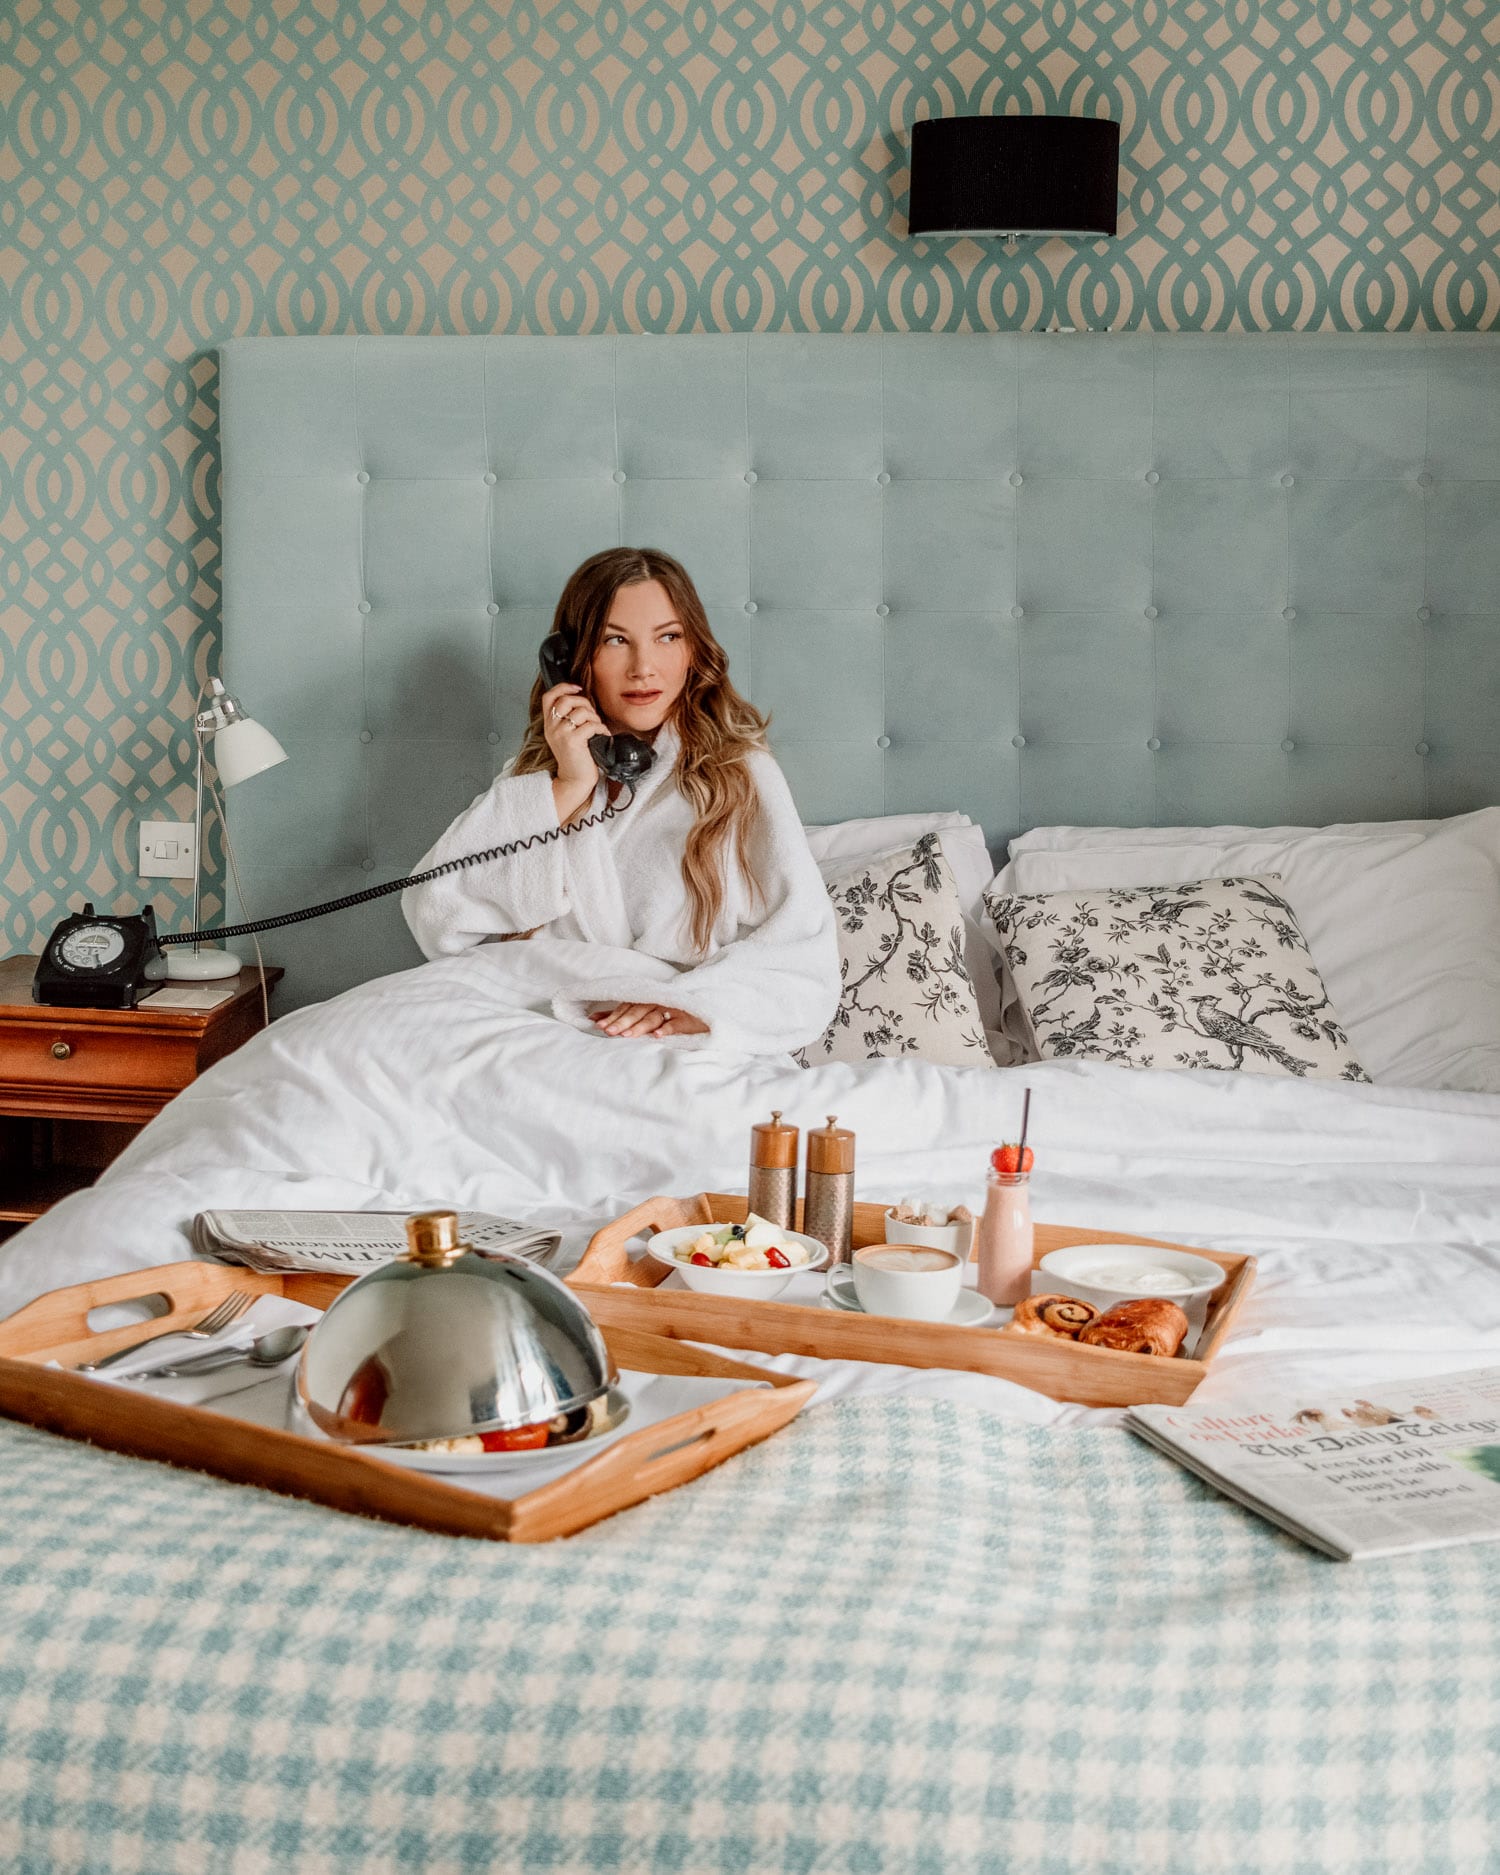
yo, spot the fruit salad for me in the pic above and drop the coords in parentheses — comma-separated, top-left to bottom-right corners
(675, 1213, 810, 1272)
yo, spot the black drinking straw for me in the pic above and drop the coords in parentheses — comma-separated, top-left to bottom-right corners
(1017, 1087, 1031, 1167)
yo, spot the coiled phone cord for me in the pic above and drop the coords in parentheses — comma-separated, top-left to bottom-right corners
(156, 786, 634, 947)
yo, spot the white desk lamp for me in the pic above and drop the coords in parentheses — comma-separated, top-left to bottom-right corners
(167, 676, 288, 981)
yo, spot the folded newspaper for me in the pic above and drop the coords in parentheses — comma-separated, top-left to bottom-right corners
(1128, 1365, 1500, 1562)
(192, 1210, 562, 1275)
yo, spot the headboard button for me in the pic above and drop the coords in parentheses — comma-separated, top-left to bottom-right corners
(744, 601, 757, 615)
(1144, 606, 1159, 620)
(357, 600, 371, 614)
(875, 603, 889, 618)
(1011, 605, 1025, 621)
(877, 472, 891, 486)
(1283, 608, 1297, 621)
(1417, 606, 1433, 622)
(356, 471, 369, 485)
(1008, 472, 1024, 488)
(1012, 735, 1026, 751)
(1146, 737, 1161, 752)
(359, 730, 372, 744)
(743, 471, 757, 485)
(1145, 470, 1160, 486)
(1281, 739, 1297, 753)
(1417, 472, 1434, 488)
(1415, 741, 1431, 756)
(1280, 474, 1295, 489)
(611, 470, 625, 485)
(484, 471, 497, 486)
(487, 732, 500, 745)
(876, 735, 891, 750)
(486, 602, 499, 616)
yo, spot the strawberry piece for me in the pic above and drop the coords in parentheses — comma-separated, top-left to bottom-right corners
(991, 1143, 1035, 1176)
(765, 1247, 790, 1269)
(689, 1251, 714, 1267)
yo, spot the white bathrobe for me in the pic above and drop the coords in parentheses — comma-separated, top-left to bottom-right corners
(401, 728, 840, 1056)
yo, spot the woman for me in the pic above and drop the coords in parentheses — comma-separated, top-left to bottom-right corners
(402, 547, 839, 1055)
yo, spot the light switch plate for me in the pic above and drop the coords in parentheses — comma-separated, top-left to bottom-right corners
(139, 819, 196, 880)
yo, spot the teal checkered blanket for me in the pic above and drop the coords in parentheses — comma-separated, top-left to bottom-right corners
(1, 1399, 1495, 1874)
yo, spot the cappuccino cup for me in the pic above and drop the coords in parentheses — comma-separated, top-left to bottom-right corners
(825, 1243, 965, 1322)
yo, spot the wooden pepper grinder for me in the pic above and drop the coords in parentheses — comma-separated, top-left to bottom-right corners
(804, 1115, 856, 1268)
(747, 1110, 799, 1231)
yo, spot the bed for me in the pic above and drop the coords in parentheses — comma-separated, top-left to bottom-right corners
(3, 334, 1499, 1873)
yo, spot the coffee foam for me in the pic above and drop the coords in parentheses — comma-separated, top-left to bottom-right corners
(859, 1245, 960, 1273)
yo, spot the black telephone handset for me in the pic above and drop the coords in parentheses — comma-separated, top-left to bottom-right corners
(538, 633, 655, 786)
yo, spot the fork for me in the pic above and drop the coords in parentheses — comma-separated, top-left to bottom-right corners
(77, 1291, 256, 1373)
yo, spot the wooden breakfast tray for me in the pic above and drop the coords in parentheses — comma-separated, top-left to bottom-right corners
(568, 1194, 1257, 1409)
(0, 1259, 814, 1543)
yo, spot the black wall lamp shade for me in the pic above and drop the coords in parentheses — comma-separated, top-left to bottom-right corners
(908, 115, 1119, 239)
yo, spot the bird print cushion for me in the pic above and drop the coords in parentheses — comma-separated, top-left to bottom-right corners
(982, 875, 1369, 1081)
(797, 834, 994, 1069)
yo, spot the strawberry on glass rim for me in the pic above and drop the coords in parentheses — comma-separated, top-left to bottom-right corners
(991, 1142, 1034, 1176)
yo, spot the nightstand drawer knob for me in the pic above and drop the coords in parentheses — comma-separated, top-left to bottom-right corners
(51, 1041, 72, 1060)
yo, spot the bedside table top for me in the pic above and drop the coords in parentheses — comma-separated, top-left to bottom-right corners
(0, 955, 284, 1032)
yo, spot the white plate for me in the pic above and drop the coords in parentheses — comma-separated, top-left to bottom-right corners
(293, 1388, 631, 1476)
(820, 1283, 996, 1328)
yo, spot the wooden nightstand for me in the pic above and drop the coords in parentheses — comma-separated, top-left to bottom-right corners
(0, 955, 283, 1229)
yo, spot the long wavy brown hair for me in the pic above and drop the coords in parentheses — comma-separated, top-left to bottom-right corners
(513, 547, 769, 954)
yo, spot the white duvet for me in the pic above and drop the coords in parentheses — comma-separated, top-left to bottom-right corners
(3, 943, 1497, 1424)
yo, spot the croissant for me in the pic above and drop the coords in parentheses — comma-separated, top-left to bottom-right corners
(1008, 1293, 1099, 1339)
(1079, 1298, 1189, 1357)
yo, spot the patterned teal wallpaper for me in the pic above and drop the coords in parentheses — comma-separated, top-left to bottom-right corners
(2, 0, 1498, 955)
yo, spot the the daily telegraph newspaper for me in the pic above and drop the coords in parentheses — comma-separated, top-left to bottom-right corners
(1128, 1366, 1500, 1561)
(191, 1210, 561, 1275)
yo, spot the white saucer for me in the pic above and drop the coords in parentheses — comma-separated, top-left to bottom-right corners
(820, 1283, 996, 1327)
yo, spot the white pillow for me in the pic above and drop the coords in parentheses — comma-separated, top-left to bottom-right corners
(1010, 819, 1437, 856)
(805, 810, 972, 866)
(804, 813, 1011, 1059)
(988, 810, 1500, 1093)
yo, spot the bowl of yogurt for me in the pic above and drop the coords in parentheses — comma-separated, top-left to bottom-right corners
(1036, 1243, 1227, 1318)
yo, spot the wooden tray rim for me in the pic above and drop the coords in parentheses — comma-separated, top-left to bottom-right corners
(567, 1193, 1258, 1411)
(0, 1259, 815, 1544)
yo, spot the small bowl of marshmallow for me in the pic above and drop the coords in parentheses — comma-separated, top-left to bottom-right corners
(883, 1198, 975, 1262)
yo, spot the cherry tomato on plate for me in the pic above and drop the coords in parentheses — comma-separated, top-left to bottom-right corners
(479, 1423, 550, 1453)
(689, 1251, 714, 1266)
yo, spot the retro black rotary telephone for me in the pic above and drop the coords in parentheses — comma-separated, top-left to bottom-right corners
(33, 635, 655, 1008)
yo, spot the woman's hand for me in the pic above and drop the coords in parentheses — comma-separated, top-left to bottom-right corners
(590, 1002, 710, 1039)
(542, 682, 607, 823)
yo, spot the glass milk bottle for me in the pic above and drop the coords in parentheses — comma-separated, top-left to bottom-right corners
(976, 1170, 1033, 1307)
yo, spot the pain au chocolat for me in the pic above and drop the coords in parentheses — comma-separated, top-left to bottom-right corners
(1077, 1297, 1189, 1358)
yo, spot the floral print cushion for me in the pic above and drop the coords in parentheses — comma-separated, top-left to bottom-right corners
(798, 835, 994, 1069)
(982, 874, 1369, 1082)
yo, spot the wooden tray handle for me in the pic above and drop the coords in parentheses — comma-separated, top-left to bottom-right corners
(567, 1193, 715, 1289)
(0, 1261, 280, 1368)
(505, 1377, 814, 1542)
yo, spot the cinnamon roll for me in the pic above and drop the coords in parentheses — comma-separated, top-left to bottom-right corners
(1007, 1293, 1099, 1339)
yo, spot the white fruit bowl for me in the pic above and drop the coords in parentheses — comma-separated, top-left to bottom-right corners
(645, 1224, 829, 1299)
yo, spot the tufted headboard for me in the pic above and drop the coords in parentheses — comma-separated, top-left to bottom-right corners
(219, 333, 1500, 1010)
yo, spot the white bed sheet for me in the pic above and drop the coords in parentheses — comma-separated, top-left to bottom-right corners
(2, 945, 1496, 1425)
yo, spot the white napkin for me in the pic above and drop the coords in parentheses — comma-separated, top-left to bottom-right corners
(71, 1296, 321, 1404)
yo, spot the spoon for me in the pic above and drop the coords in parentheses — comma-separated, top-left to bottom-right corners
(129, 1323, 311, 1381)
